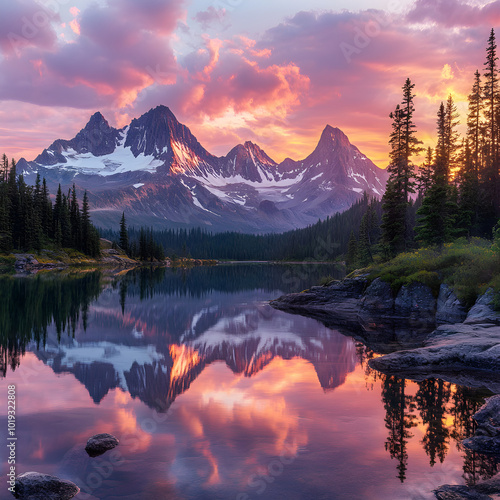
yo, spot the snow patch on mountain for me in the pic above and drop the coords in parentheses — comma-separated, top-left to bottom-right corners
(37, 134, 164, 177)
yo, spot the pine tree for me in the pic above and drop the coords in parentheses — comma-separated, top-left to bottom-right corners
(119, 212, 129, 254)
(382, 78, 422, 256)
(416, 103, 458, 248)
(467, 70, 484, 174)
(417, 147, 434, 196)
(444, 95, 461, 181)
(347, 230, 358, 267)
(482, 28, 500, 222)
(70, 184, 80, 249)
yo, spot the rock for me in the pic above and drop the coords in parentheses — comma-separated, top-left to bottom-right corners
(473, 472, 500, 495)
(358, 278, 394, 321)
(270, 278, 367, 328)
(436, 284, 467, 324)
(394, 281, 436, 323)
(369, 323, 500, 377)
(463, 395, 500, 454)
(434, 484, 492, 499)
(14, 254, 39, 272)
(85, 433, 119, 457)
(434, 472, 500, 499)
(464, 289, 500, 326)
(13, 471, 79, 500)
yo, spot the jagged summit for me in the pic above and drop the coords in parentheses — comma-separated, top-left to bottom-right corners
(20, 106, 388, 233)
(84, 111, 110, 129)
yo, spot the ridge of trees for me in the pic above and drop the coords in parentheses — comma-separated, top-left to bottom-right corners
(0, 157, 101, 256)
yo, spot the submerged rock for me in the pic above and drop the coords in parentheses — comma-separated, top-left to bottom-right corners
(369, 288, 500, 385)
(85, 433, 119, 457)
(369, 323, 500, 374)
(436, 284, 467, 324)
(13, 472, 79, 500)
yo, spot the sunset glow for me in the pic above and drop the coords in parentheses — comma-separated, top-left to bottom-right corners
(1, 0, 497, 167)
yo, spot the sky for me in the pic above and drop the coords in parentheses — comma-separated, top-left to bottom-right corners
(0, 0, 499, 167)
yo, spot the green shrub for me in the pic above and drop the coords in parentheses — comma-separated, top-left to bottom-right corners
(367, 239, 500, 308)
(319, 275, 335, 286)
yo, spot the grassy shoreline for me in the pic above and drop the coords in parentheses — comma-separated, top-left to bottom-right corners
(345, 238, 500, 309)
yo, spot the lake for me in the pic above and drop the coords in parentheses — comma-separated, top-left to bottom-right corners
(0, 264, 497, 500)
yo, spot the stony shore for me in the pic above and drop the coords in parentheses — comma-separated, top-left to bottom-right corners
(8, 251, 217, 274)
(271, 277, 500, 499)
(271, 277, 500, 374)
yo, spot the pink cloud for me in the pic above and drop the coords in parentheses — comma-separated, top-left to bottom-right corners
(194, 6, 227, 29)
(0, 3, 496, 169)
(0, 0, 181, 110)
(407, 0, 500, 28)
(0, 0, 59, 54)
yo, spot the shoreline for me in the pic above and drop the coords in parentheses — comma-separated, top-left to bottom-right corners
(270, 276, 500, 389)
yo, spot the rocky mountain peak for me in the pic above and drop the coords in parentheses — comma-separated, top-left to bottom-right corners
(84, 111, 110, 131)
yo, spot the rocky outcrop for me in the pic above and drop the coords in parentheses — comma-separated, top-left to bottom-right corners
(14, 254, 61, 273)
(436, 284, 467, 324)
(463, 395, 500, 454)
(270, 277, 367, 329)
(464, 289, 500, 326)
(394, 281, 436, 324)
(13, 472, 79, 499)
(368, 290, 500, 389)
(272, 276, 468, 333)
(85, 433, 119, 457)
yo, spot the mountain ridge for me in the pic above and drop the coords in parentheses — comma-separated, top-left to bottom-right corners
(18, 105, 389, 233)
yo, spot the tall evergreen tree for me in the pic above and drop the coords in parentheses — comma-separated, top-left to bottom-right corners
(382, 79, 422, 256)
(444, 94, 461, 181)
(416, 103, 458, 248)
(417, 147, 434, 197)
(119, 212, 129, 254)
(482, 28, 500, 223)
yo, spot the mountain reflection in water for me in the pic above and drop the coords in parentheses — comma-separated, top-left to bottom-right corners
(0, 265, 497, 500)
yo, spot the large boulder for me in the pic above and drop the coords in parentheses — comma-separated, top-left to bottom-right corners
(85, 433, 119, 457)
(394, 281, 436, 323)
(13, 472, 79, 500)
(358, 278, 394, 322)
(464, 289, 500, 326)
(436, 284, 467, 324)
(270, 277, 367, 328)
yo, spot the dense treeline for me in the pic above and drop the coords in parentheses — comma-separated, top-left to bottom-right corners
(375, 29, 500, 261)
(100, 194, 378, 262)
(0, 156, 100, 256)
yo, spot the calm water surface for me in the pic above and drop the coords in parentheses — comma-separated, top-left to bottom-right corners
(0, 264, 497, 500)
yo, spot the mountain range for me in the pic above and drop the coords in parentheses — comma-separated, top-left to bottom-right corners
(18, 105, 388, 233)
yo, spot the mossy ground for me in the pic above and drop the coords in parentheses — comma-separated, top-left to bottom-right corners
(346, 238, 500, 309)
